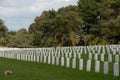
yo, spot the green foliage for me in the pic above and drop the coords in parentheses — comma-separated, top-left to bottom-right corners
(0, 19, 8, 37)
(69, 31, 80, 46)
(81, 34, 93, 45)
(0, 37, 5, 46)
(78, 0, 103, 24)
(28, 5, 83, 47)
(6, 28, 34, 48)
(89, 37, 108, 45)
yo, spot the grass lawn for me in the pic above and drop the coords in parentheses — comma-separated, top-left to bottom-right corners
(0, 58, 119, 80)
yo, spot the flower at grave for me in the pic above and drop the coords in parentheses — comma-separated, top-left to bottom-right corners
(4, 70, 12, 75)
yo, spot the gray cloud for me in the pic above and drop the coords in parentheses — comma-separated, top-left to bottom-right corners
(0, 0, 78, 31)
(0, 0, 34, 7)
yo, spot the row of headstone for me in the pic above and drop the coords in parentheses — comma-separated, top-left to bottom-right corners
(88, 53, 119, 62)
(0, 51, 120, 64)
(2, 51, 119, 62)
(14, 53, 119, 77)
(0, 51, 120, 65)
(0, 45, 120, 54)
(0, 45, 120, 77)
(0, 45, 120, 57)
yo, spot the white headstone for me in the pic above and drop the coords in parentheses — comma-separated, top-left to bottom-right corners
(0, 52, 2, 57)
(6, 53, 8, 58)
(52, 52, 54, 56)
(31, 55, 33, 61)
(106, 47, 110, 54)
(101, 54, 104, 62)
(113, 50, 116, 55)
(66, 58, 70, 68)
(45, 52, 48, 56)
(86, 60, 91, 72)
(44, 56, 47, 63)
(55, 52, 57, 57)
(79, 59, 83, 70)
(115, 55, 119, 63)
(40, 56, 43, 63)
(113, 63, 119, 77)
(89, 53, 92, 60)
(58, 52, 60, 57)
(33, 56, 36, 62)
(104, 61, 109, 74)
(17, 54, 21, 60)
(61, 52, 64, 57)
(12, 53, 15, 59)
(48, 52, 51, 56)
(84, 47, 87, 54)
(65, 53, 68, 58)
(52, 56, 55, 65)
(21, 55, 24, 60)
(80, 48, 83, 54)
(48, 56, 51, 64)
(14, 53, 17, 59)
(56, 57, 59, 65)
(102, 46, 105, 54)
(10, 53, 12, 59)
(28, 55, 31, 61)
(78, 53, 81, 59)
(94, 54, 98, 61)
(8, 53, 10, 59)
(108, 54, 112, 62)
(61, 57, 64, 66)
(98, 49, 100, 54)
(95, 61, 100, 73)
(25, 55, 28, 61)
(72, 58, 76, 69)
(69, 52, 72, 58)
(37, 56, 40, 62)
(5, 53, 7, 58)
(73, 53, 77, 58)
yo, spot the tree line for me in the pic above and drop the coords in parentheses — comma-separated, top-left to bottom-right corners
(0, 0, 120, 48)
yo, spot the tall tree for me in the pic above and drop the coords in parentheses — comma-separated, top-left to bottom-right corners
(7, 28, 33, 48)
(0, 19, 8, 37)
(100, 0, 120, 44)
(28, 6, 83, 47)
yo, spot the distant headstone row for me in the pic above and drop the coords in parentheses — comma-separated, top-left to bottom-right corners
(0, 45, 119, 77)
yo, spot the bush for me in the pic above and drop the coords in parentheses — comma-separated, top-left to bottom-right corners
(89, 37, 108, 45)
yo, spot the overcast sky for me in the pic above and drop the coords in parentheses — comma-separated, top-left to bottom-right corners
(0, 0, 78, 31)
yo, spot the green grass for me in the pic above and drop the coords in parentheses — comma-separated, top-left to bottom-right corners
(0, 58, 119, 80)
